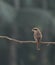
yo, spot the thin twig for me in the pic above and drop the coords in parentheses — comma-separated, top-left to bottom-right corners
(0, 35, 55, 44)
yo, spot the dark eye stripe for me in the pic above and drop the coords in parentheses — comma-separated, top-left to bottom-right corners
(34, 29, 37, 30)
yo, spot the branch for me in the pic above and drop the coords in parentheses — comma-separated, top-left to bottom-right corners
(0, 35, 55, 44)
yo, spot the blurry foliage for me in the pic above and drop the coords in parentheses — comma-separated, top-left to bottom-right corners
(0, 0, 55, 65)
(47, 0, 55, 10)
(0, 0, 16, 22)
(3, 0, 14, 6)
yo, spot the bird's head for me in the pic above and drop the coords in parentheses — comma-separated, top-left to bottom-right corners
(32, 27, 38, 32)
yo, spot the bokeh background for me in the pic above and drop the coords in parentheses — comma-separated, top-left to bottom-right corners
(0, 0, 55, 65)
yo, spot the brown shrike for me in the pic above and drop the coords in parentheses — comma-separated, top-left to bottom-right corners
(32, 27, 42, 50)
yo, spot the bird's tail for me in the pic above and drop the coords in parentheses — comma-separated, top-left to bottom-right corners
(37, 41, 40, 50)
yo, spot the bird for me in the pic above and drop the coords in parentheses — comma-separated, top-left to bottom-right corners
(32, 27, 42, 50)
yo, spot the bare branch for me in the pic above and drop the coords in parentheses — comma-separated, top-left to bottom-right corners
(0, 36, 21, 43)
(0, 35, 55, 44)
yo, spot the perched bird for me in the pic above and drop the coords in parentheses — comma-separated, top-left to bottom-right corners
(32, 27, 42, 50)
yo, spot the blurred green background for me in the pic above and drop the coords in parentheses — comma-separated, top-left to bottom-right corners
(0, 0, 55, 65)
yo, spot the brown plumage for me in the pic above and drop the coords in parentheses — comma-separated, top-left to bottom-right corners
(32, 27, 42, 50)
